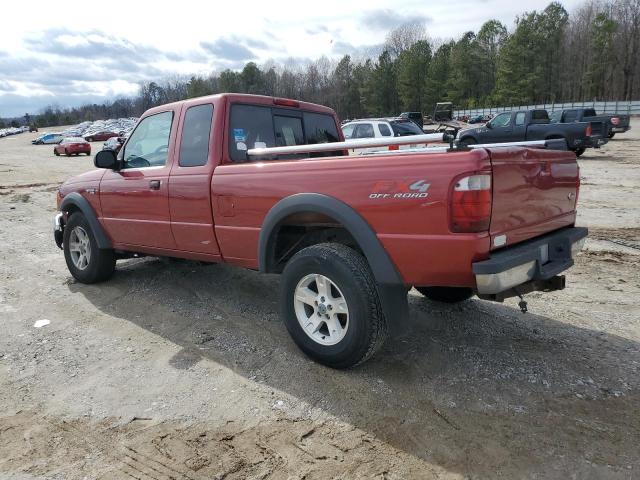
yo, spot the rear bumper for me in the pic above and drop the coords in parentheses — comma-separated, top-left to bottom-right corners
(584, 135, 607, 148)
(611, 126, 630, 133)
(472, 226, 587, 295)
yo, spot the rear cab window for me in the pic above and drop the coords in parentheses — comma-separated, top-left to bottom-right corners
(228, 103, 340, 162)
(563, 110, 579, 122)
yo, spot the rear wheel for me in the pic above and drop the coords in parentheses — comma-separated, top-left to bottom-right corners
(415, 286, 474, 303)
(608, 132, 616, 139)
(280, 243, 388, 369)
(573, 147, 586, 157)
(63, 213, 115, 284)
(54, 149, 59, 156)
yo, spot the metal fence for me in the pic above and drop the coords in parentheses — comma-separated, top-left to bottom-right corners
(454, 99, 640, 118)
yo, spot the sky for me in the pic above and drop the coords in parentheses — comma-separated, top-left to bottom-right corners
(0, 0, 583, 117)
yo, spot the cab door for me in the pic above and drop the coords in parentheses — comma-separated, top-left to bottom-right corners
(484, 112, 513, 143)
(168, 102, 221, 257)
(99, 109, 178, 250)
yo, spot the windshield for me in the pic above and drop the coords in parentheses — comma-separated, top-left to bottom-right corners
(389, 120, 423, 136)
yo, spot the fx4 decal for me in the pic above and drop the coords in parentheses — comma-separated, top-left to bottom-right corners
(369, 180, 430, 199)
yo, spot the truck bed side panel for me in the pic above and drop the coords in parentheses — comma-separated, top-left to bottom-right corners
(211, 149, 492, 287)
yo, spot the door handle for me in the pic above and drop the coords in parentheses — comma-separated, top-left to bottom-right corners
(149, 180, 161, 190)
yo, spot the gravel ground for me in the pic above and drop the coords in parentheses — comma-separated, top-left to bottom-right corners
(0, 125, 639, 479)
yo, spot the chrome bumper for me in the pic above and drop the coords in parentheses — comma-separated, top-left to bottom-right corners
(473, 227, 588, 295)
(54, 212, 64, 249)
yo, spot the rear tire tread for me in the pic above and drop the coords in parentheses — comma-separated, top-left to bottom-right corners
(281, 243, 388, 368)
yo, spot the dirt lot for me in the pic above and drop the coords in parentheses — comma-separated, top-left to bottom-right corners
(1, 125, 639, 479)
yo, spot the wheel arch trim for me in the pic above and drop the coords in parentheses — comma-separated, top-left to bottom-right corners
(258, 193, 409, 326)
(59, 192, 112, 249)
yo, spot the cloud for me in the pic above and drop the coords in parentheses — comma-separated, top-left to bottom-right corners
(200, 38, 257, 61)
(361, 9, 432, 30)
(306, 25, 329, 35)
(331, 40, 356, 55)
(0, 92, 125, 117)
(24, 28, 165, 63)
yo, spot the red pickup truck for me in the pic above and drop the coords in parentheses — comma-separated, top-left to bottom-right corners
(54, 94, 587, 368)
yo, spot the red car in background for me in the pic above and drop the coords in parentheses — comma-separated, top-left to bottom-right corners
(84, 131, 120, 142)
(54, 137, 91, 156)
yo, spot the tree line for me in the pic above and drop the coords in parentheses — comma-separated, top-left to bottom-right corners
(7, 0, 639, 129)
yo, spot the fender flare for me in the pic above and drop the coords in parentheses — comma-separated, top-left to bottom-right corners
(60, 192, 112, 249)
(259, 193, 408, 326)
(458, 133, 478, 144)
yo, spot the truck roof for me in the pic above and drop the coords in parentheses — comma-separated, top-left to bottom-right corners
(142, 93, 337, 118)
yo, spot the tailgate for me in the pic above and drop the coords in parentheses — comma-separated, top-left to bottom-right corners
(487, 147, 579, 250)
(616, 114, 631, 128)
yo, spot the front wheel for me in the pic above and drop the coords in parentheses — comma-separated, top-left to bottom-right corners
(63, 213, 115, 283)
(573, 147, 586, 157)
(415, 286, 474, 303)
(54, 149, 59, 156)
(280, 243, 388, 369)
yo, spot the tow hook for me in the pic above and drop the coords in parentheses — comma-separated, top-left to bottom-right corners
(517, 293, 528, 313)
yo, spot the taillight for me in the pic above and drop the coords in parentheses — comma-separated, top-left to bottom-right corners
(450, 173, 492, 233)
(388, 145, 399, 151)
(585, 124, 592, 137)
(611, 117, 620, 126)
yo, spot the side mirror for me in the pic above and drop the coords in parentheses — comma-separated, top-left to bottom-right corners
(94, 150, 118, 169)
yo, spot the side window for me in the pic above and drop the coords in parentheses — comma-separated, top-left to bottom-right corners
(491, 113, 511, 128)
(123, 111, 173, 169)
(378, 123, 392, 137)
(550, 111, 562, 123)
(274, 115, 304, 147)
(179, 104, 213, 167)
(342, 123, 356, 139)
(515, 112, 526, 126)
(229, 104, 275, 162)
(564, 110, 578, 122)
(354, 123, 374, 138)
(304, 112, 340, 144)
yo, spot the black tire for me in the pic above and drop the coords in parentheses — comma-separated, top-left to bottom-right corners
(458, 137, 476, 148)
(63, 213, 115, 284)
(280, 243, 388, 369)
(573, 147, 586, 157)
(54, 149, 59, 156)
(608, 132, 615, 139)
(415, 286, 474, 303)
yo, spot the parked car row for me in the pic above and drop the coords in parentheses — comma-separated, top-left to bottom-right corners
(60, 118, 138, 140)
(0, 125, 29, 138)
